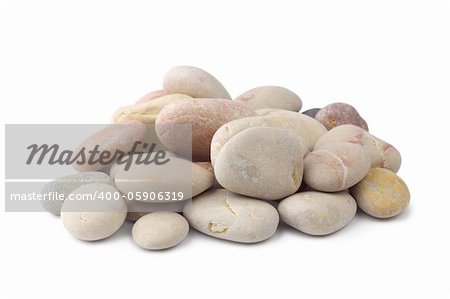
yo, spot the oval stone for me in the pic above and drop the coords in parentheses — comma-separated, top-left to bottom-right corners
(183, 189, 279, 243)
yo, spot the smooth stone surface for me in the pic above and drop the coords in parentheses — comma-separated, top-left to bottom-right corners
(73, 122, 147, 172)
(255, 108, 327, 151)
(315, 102, 368, 130)
(315, 124, 402, 173)
(183, 189, 279, 243)
(214, 127, 304, 200)
(351, 168, 410, 218)
(278, 191, 357, 235)
(304, 142, 371, 192)
(41, 172, 114, 216)
(210, 115, 307, 166)
(195, 162, 222, 189)
(114, 156, 214, 201)
(61, 183, 127, 241)
(234, 86, 302, 111)
(163, 65, 231, 99)
(132, 212, 189, 250)
(112, 93, 192, 124)
(302, 108, 321, 118)
(125, 199, 188, 221)
(135, 89, 168, 105)
(155, 98, 255, 161)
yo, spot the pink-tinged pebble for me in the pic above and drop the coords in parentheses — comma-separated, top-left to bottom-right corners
(135, 89, 168, 105)
(315, 102, 369, 131)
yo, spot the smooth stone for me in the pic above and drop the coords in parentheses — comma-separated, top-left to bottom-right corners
(155, 98, 255, 161)
(114, 156, 214, 201)
(183, 189, 279, 243)
(302, 108, 321, 118)
(210, 115, 308, 166)
(135, 89, 168, 105)
(234, 86, 302, 111)
(314, 124, 402, 173)
(163, 65, 231, 99)
(40, 172, 114, 216)
(304, 142, 371, 192)
(126, 199, 188, 222)
(214, 127, 304, 200)
(112, 93, 192, 124)
(315, 102, 368, 130)
(255, 108, 327, 151)
(132, 212, 189, 250)
(351, 168, 410, 218)
(61, 183, 127, 241)
(278, 191, 357, 235)
(73, 122, 147, 172)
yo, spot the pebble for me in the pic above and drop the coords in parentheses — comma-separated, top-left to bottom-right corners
(73, 121, 147, 172)
(112, 93, 192, 124)
(155, 98, 255, 161)
(234, 86, 302, 111)
(183, 189, 279, 243)
(61, 183, 127, 241)
(135, 89, 168, 105)
(255, 108, 327, 151)
(163, 65, 231, 99)
(114, 156, 214, 200)
(214, 127, 304, 200)
(210, 115, 308, 166)
(132, 212, 189, 250)
(278, 191, 357, 235)
(41, 172, 114, 216)
(304, 142, 371, 192)
(315, 124, 402, 172)
(315, 102, 369, 130)
(351, 168, 410, 218)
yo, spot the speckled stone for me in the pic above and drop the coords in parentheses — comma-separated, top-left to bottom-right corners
(351, 168, 410, 218)
(315, 102, 368, 131)
(40, 172, 114, 216)
(155, 98, 255, 161)
(301, 108, 321, 118)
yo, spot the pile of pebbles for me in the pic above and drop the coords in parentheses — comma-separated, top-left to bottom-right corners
(41, 66, 410, 250)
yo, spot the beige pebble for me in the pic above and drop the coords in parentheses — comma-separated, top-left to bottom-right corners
(155, 98, 255, 161)
(112, 93, 192, 124)
(351, 168, 410, 218)
(114, 156, 214, 201)
(132, 212, 189, 250)
(315, 124, 402, 172)
(135, 89, 168, 105)
(304, 142, 371, 192)
(255, 108, 327, 151)
(214, 127, 304, 200)
(163, 65, 231, 99)
(210, 115, 308, 166)
(61, 183, 127, 241)
(183, 189, 279, 243)
(73, 122, 147, 172)
(234, 86, 302, 111)
(278, 191, 357, 235)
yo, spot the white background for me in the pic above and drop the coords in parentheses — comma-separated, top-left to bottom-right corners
(1, 1, 449, 298)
